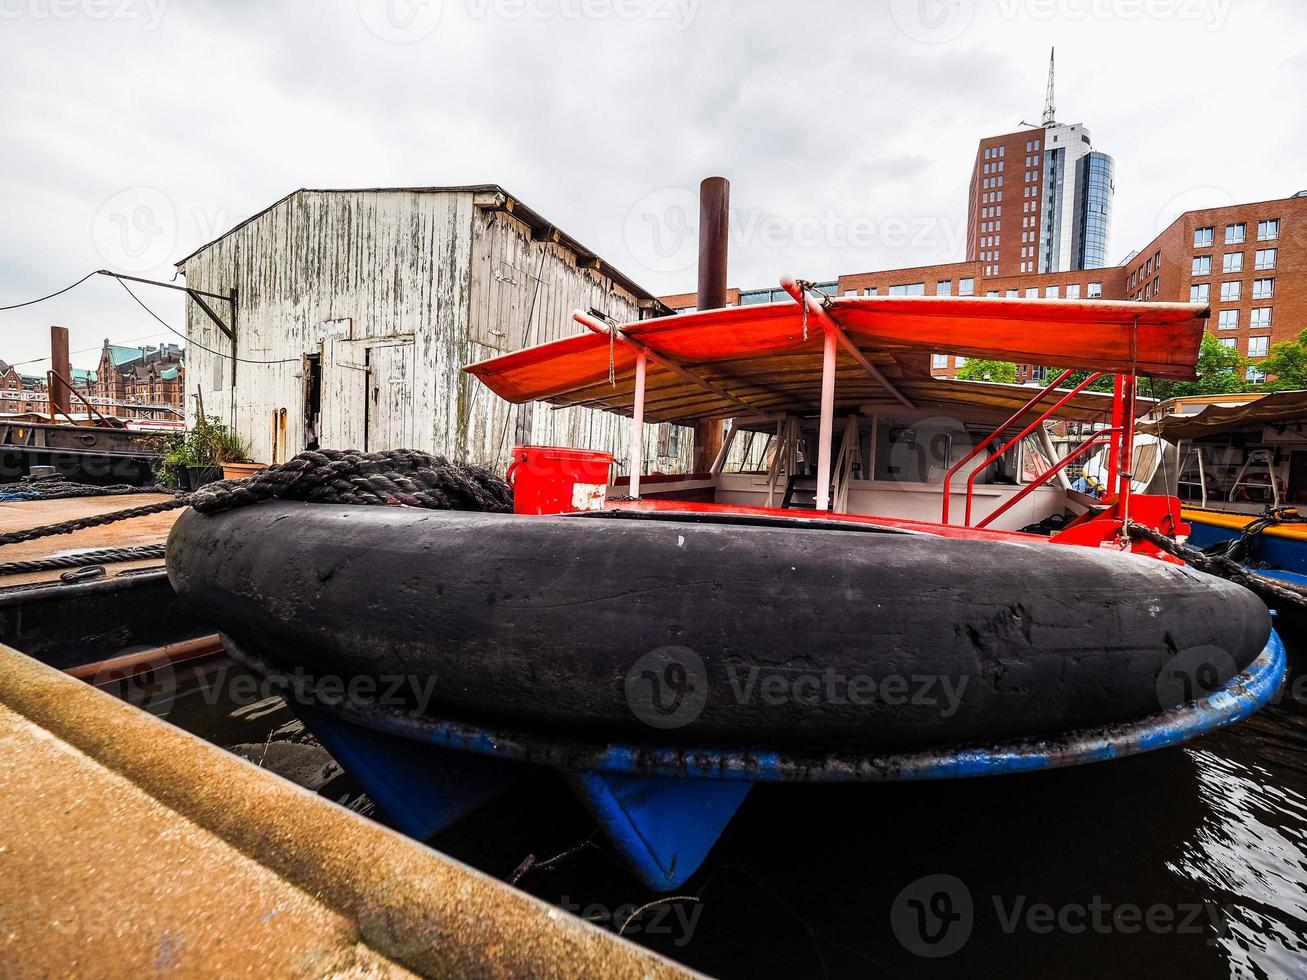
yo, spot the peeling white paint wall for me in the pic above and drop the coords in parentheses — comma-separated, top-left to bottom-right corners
(180, 189, 692, 474)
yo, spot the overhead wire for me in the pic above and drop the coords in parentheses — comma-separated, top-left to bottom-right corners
(0, 271, 99, 311)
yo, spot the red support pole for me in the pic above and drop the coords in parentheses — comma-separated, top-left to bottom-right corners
(1106, 374, 1124, 500)
(1117, 373, 1138, 514)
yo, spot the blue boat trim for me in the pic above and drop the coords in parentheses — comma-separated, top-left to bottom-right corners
(265, 634, 1284, 892)
(228, 632, 1286, 785)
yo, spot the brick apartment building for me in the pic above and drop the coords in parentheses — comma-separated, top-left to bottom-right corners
(89, 340, 186, 414)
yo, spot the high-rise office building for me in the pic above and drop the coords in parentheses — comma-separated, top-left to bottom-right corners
(967, 51, 1114, 278)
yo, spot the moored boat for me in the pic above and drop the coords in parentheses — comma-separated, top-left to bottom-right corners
(167, 285, 1287, 890)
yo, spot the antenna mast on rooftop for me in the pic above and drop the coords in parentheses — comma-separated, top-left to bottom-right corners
(1042, 48, 1056, 127)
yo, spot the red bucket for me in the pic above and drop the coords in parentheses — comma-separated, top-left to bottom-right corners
(507, 446, 614, 515)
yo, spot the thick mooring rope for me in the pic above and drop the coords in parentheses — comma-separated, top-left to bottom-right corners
(0, 450, 513, 549)
(1126, 519, 1307, 611)
(188, 449, 513, 514)
(0, 544, 166, 576)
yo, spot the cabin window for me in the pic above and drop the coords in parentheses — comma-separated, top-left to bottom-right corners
(721, 430, 775, 475)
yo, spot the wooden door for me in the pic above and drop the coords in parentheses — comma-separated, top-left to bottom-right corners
(318, 337, 368, 450)
(366, 343, 415, 451)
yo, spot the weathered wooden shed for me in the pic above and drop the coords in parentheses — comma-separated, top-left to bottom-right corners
(175, 186, 693, 471)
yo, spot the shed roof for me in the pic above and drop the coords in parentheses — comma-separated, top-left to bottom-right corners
(174, 186, 673, 314)
(1140, 390, 1307, 441)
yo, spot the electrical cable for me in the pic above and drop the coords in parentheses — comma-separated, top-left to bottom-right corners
(0, 271, 98, 311)
(113, 276, 301, 365)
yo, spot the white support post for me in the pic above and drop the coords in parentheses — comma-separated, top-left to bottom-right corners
(816, 327, 837, 512)
(629, 351, 647, 499)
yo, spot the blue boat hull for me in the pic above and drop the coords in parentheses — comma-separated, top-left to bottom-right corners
(233, 633, 1287, 892)
(1186, 514, 1307, 574)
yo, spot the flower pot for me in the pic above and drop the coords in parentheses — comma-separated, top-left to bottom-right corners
(186, 466, 224, 490)
(221, 462, 266, 481)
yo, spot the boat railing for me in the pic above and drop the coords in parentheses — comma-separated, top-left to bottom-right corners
(975, 429, 1117, 530)
(942, 370, 1106, 526)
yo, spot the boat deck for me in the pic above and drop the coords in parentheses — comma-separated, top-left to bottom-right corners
(0, 493, 180, 590)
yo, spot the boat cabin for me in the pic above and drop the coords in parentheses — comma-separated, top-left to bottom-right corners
(467, 280, 1209, 534)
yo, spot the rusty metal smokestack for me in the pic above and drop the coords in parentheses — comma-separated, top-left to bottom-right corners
(50, 325, 71, 420)
(693, 177, 730, 472)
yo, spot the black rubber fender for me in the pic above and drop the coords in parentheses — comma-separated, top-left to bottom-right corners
(166, 503, 1272, 750)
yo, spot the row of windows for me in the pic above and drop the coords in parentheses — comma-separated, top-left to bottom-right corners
(982, 176, 1005, 189)
(981, 161, 1005, 175)
(1188, 279, 1276, 303)
(982, 145, 1006, 160)
(1191, 249, 1277, 275)
(844, 279, 976, 298)
(1193, 219, 1278, 247)
(984, 283, 1103, 299)
(931, 354, 969, 369)
(980, 205, 1002, 219)
(1217, 308, 1274, 330)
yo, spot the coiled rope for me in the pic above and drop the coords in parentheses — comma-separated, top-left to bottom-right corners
(0, 449, 513, 549)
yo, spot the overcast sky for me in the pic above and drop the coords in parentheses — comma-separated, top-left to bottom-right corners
(1, 0, 1303, 372)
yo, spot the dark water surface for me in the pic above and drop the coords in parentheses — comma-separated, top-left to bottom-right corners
(161, 645, 1307, 978)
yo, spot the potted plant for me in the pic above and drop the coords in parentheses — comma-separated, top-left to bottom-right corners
(156, 417, 259, 490)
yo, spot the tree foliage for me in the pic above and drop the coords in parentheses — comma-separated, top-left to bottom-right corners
(955, 359, 1017, 384)
(1257, 328, 1307, 391)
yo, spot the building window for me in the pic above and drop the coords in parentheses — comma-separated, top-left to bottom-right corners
(1247, 366, 1267, 384)
(1190, 283, 1210, 303)
(1194, 227, 1214, 247)
(1045, 285, 1060, 298)
(1251, 307, 1272, 329)
(1222, 253, 1243, 274)
(936, 279, 952, 296)
(1218, 310, 1239, 330)
(1248, 336, 1269, 358)
(1255, 248, 1277, 270)
(1005, 289, 1019, 298)
(986, 290, 1000, 297)
(1219, 338, 1237, 349)
(1258, 218, 1280, 241)
(1253, 278, 1275, 300)
(888, 282, 926, 296)
(958, 278, 975, 296)
(1225, 223, 1246, 244)
(1192, 256, 1212, 276)
(1220, 281, 1241, 302)
(955, 356, 968, 367)
(1025, 287, 1038, 298)
(932, 354, 949, 369)
(1087, 282, 1102, 298)
(1066, 283, 1081, 299)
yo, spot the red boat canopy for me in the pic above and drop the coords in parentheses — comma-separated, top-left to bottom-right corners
(465, 294, 1207, 424)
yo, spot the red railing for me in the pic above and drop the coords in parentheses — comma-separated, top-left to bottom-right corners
(975, 428, 1117, 529)
(942, 371, 1105, 526)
